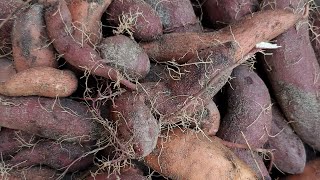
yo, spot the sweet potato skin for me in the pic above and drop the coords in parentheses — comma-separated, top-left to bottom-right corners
(12, 4, 56, 72)
(8, 141, 93, 172)
(7, 167, 58, 180)
(0, 95, 99, 142)
(0, 58, 16, 83)
(144, 128, 257, 180)
(262, 0, 320, 151)
(0, 67, 78, 97)
(99, 35, 150, 80)
(284, 158, 320, 180)
(266, 106, 306, 174)
(107, 0, 163, 40)
(86, 166, 147, 180)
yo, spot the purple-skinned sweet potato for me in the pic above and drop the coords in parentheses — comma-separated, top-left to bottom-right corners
(6, 167, 59, 180)
(261, 0, 320, 151)
(217, 65, 272, 179)
(265, 106, 306, 174)
(0, 95, 100, 142)
(0, 58, 16, 83)
(106, 0, 163, 41)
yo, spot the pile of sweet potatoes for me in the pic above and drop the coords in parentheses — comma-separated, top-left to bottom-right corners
(0, 0, 319, 179)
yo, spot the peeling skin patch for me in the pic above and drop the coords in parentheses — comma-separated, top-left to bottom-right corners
(276, 81, 320, 149)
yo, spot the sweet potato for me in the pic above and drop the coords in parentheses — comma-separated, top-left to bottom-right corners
(12, 3, 56, 72)
(266, 106, 306, 174)
(0, 128, 37, 160)
(111, 92, 159, 158)
(87, 166, 147, 180)
(284, 158, 320, 180)
(8, 141, 93, 172)
(216, 65, 272, 179)
(144, 128, 257, 179)
(261, 0, 320, 151)
(310, 7, 320, 64)
(66, 0, 112, 46)
(202, 0, 259, 28)
(99, 35, 150, 80)
(43, 0, 136, 89)
(0, 0, 25, 56)
(140, 8, 305, 63)
(0, 67, 78, 98)
(144, 0, 202, 33)
(0, 95, 100, 142)
(107, 0, 163, 41)
(6, 167, 59, 180)
(196, 100, 221, 136)
(0, 58, 16, 83)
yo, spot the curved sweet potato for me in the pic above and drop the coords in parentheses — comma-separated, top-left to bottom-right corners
(144, 128, 257, 179)
(12, 3, 56, 72)
(99, 35, 150, 80)
(144, 0, 202, 33)
(0, 58, 16, 83)
(266, 106, 306, 174)
(0, 95, 100, 142)
(261, 0, 320, 151)
(44, 0, 136, 89)
(8, 141, 93, 172)
(107, 0, 163, 41)
(0, 67, 78, 98)
(66, 0, 112, 46)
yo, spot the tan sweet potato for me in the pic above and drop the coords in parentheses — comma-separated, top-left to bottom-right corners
(0, 67, 78, 98)
(144, 128, 257, 179)
(99, 35, 150, 80)
(141, 8, 305, 63)
(43, 0, 136, 89)
(266, 106, 306, 174)
(107, 0, 163, 40)
(0, 95, 100, 142)
(261, 0, 320, 151)
(8, 141, 93, 172)
(0, 58, 16, 83)
(12, 3, 56, 72)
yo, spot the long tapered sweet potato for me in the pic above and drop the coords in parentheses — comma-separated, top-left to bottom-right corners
(0, 67, 78, 98)
(266, 106, 306, 174)
(0, 58, 16, 83)
(43, 0, 136, 89)
(66, 0, 112, 46)
(217, 65, 272, 179)
(107, 0, 163, 41)
(8, 141, 93, 172)
(144, 128, 257, 179)
(140, 8, 305, 63)
(261, 0, 320, 151)
(0, 95, 100, 142)
(12, 3, 56, 72)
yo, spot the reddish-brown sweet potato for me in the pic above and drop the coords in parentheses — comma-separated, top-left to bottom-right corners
(144, 128, 257, 179)
(0, 128, 37, 160)
(141, 8, 305, 63)
(0, 67, 78, 98)
(217, 65, 272, 179)
(266, 106, 306, 174)
(99, 35, 150, 80)
(0, 95, 100, 142)
(261, 0, 320, 151)
(87, 166, 147, 180)
(284, 158, 320, 180)
(8, 141, 93, 172)
(0, 58, 16, 83)
(12, 3, 56, 72)
(6, 167, 59, 180)
(107, 0, 163, 41)
(66, 0, 112, 46)
(144, 0, 202, 33)
(44, 0, 136, 89)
